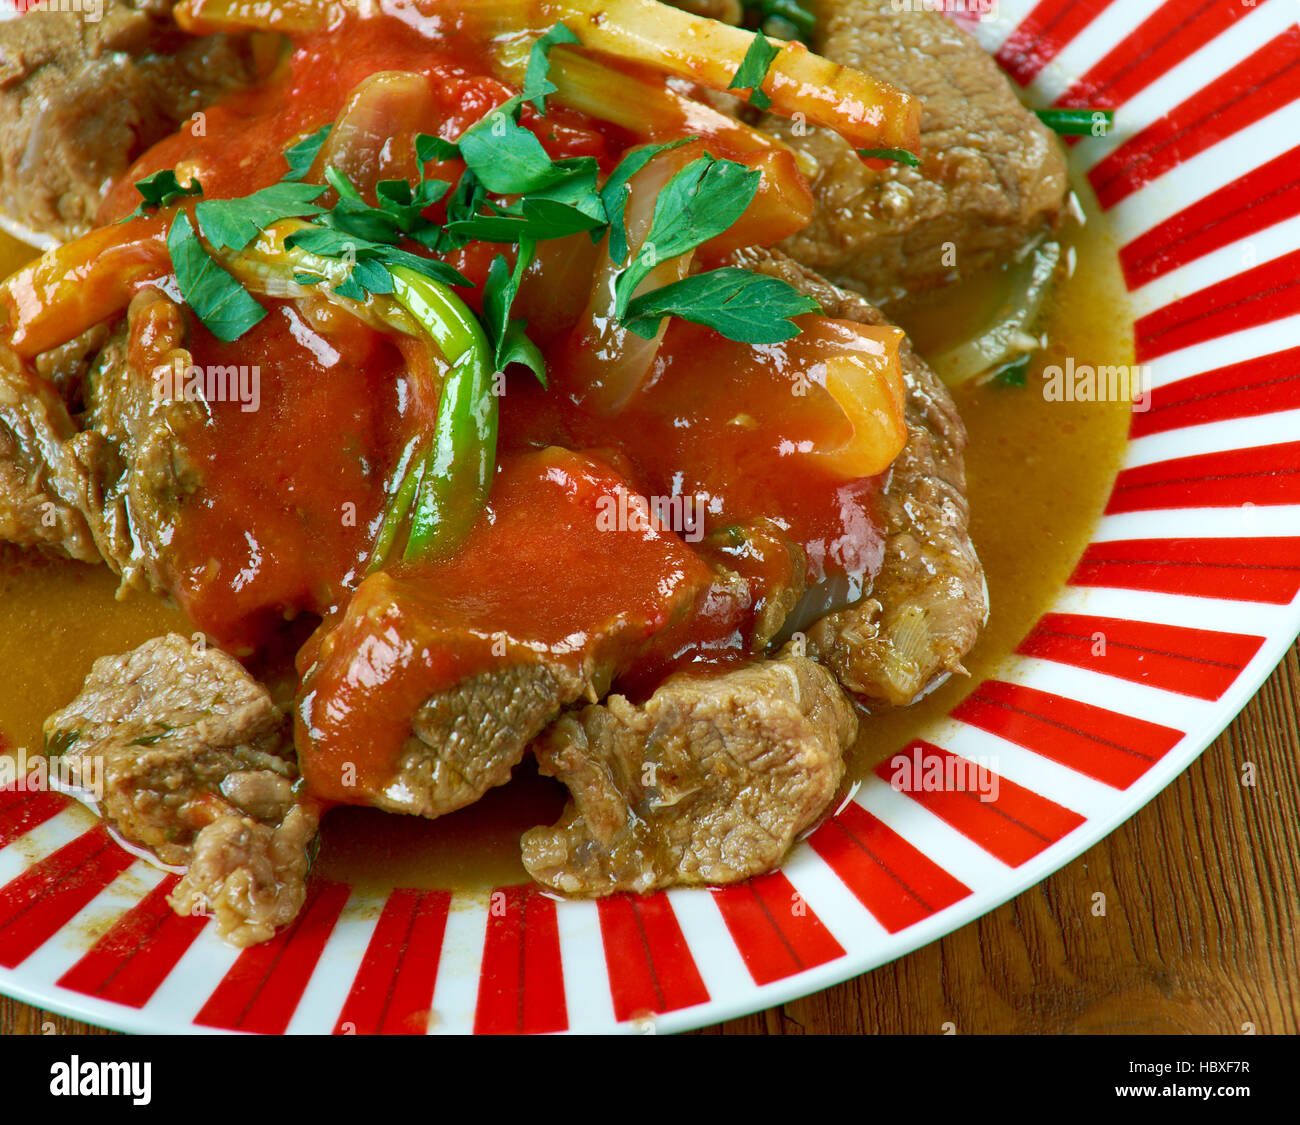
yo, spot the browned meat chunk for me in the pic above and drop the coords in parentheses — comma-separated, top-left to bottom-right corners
(43, 633, 316, 946)
(0, 0, 260, 243)
(170, 803, 320, 948)
(522, 647, 856, 895)
(767, 0, 1068, 305)
(296, 448, 716, 820)
(0, 340, 101, 561)
(0, 289, 203, 593)
(735, 248, 986, 705)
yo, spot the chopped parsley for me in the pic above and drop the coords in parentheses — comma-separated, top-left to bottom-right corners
(125, 169, 203, 220)
(728, 32, 781, 112)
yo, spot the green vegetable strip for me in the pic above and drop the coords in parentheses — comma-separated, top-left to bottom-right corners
(388, 266, 498, 562)
(1034, 108, 1114, 136)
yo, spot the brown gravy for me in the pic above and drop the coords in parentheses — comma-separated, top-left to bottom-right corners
(0, 182, 1133, 894)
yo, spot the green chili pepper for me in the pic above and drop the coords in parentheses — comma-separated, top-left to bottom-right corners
(388, 266, 498, 563)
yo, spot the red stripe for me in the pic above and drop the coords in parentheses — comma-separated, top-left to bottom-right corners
(57, 874, 208, 1007)
(1135, 248, 1300, 362)
(1071, 537, 1300, 604)
(1108, 441, 1300, 514)
(1062, 0, 1260, 112)
(0, 825, 134, 968)
(711, 871, 844, 986)
(876, 741, 1086, 867)
(951, 679, 1183, 789)
(0, 789, 68, 849)
(807, 803, 970, 934)
(1018, 612, 1263, 700)
(474, 885, 568, 1034)
(1130, 346, 1300, 438)
(598, 893, 710, 1022)
(1121, 146, 1300, 288)
(194, 880, 350, 1034)
(335, 888, 450, 1035)
(1090, 29, 1300, 210)
(995, 0, 1116, 87)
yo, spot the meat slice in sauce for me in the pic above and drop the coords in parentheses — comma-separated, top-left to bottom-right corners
(734, 248, 987, 706)
(0, 339, 103, 561)
(0, 0, 260, 244)
(296, 447, 717, 818)
(72, 289, 207, 596)
(43, 633, 318, 946)
(763, 0, 1068, 305)
(522, 646, 855, 895)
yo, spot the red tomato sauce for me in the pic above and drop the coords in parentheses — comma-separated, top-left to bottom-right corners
(78, 6, 892, 800)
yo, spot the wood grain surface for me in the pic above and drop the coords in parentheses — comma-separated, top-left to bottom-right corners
(3, 643, 1297, 1037)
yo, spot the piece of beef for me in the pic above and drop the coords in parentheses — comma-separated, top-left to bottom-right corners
(71, 288, 204, 595)
(735, 247, 986, 706)
(0, 339, 101, 560)
(169, 803, 319, 948)
(296, 448, 716, 819)
(0, 0, 260, 244)
(522, 646, 856, 895)
(0, 288, 203, 590)
(764, 0, 1068, 305)
(43, 633, 316, 946)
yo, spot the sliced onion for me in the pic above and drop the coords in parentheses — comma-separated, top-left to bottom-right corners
(927, 241, 1061, 388)
(558, 144, 698, 415)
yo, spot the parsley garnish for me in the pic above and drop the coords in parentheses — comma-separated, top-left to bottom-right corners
(126, 170, 203, 219)
(1034, 108, 1115, 137)
(612, 155, 762, 318)
(195, 182, 327, 252)
(524, 23, 581, 114)
(483, 240, 547, 385)
(622, 267, 820, 343)
(857, 148, 922, 167)
(282, 124, 333, 182)
(600, 140, 693, 266)
(167, 213, 267, 342)
(728, 33, 780, 112)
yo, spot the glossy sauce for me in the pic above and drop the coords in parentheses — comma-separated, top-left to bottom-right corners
(0, 174, 1132, 890)
(0, 0, 1134, 891)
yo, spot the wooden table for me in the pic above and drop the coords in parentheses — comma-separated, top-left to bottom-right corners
(3, 644, 1297, 1036)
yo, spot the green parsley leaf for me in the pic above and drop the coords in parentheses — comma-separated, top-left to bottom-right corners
(416, 133, 461, 171)
(126, 170, 203, 219)
(612, 155, 761, 318)
(524, 23, 580, 114)
(599, 140, 693, 266)
(195, 182, 327, 252)
(458, 106, 570, 195)
(728, 33, 780, 112)
(167, 213, 267, 342)
(482, 241, 547, 386)
(1034, 108, 1114, 137)
(282, 124, 332, 182)
(857, 148, 921, 167)
(621, 267, 820, 344)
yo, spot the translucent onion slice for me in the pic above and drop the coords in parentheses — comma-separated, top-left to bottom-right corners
(804, 319, 908, 480)
(927, 241, 1062, 388)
